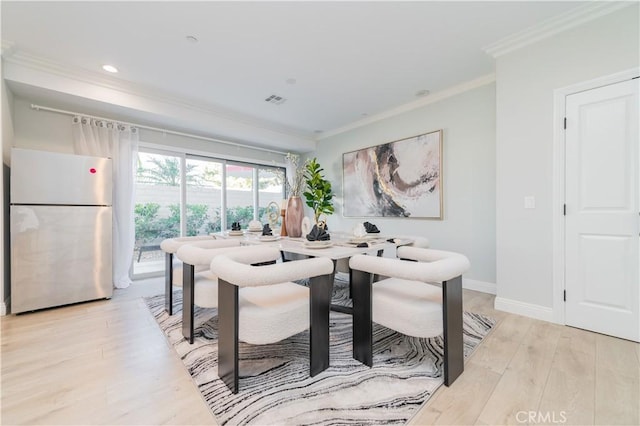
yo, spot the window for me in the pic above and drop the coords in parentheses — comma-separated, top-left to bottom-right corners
(133, 147, 286, 278)
(186, 157, 223, 235)
(226, 163, 255, 230)
(258, 166, 285, 228)
(133, 150, 182, 277)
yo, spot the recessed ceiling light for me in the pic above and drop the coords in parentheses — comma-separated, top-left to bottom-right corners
(415, 89, 430, 97)
(286, 78, 297, 85)
(186, 35, 199, 43)
(102, 64, 118, 73)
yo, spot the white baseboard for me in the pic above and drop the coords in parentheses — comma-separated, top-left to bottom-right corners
(463, 278, 496, 295)
(1, 302, 7, 316)
(494, 297, 554, 322)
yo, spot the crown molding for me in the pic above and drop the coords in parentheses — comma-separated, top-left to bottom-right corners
(3, 50, 313, 141)
(318, 73, 496, 140)
(483, 1, 635, 58)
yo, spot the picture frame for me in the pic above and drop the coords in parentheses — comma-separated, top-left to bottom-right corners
(342, 130, 443, 219)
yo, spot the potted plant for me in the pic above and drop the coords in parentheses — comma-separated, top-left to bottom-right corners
(303, 158, 335, 226)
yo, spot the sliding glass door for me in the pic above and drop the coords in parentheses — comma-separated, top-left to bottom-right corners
(225, 163, 255, 230)
(133, 147, 286, 278)
(186, 156, 223, 235)
(258, 167, 285, 228)
(133, 150, 182, 277)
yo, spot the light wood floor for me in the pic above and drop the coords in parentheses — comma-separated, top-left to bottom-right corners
(1, 279, 638, 425)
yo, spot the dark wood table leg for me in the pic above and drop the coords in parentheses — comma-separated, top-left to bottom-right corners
(337, 249, 382, 314)
(309, 273, 333, 376)
(165, 252, 174, 315)
(329, 259, 354, 315)
(218, 279, 239, 394)
(352, 269, 373, 367)
(181, 263, 196, 344)
(443, 275, 464, 386)
(288, 252, 350, 316)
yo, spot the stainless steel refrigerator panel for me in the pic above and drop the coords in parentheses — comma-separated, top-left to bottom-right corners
(10, 205, 113, 313)
(11, 148, 112, 206)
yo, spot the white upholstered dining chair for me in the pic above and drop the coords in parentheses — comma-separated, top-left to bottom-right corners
(349, 246, 470, 386)
(160, 235, 229, 315)
(174, 239, 267, 343)
(210, 246, 335, 394)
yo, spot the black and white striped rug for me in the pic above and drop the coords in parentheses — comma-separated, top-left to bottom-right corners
(145, 278, 494, 425)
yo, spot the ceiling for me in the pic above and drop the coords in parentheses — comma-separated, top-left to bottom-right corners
(2, 1, 588, 147)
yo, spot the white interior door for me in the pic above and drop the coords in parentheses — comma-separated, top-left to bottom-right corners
(565, 78, 639, 342)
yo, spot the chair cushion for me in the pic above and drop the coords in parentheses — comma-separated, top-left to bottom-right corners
(171, 263, 209, 287)
(193, 270, 219, 309)
(238, 282, 310, 345)
(373, 277, 443, 338)
(171, 268, 220, 308)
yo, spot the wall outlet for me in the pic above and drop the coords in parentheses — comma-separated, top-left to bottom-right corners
(524, 196, 536, 209)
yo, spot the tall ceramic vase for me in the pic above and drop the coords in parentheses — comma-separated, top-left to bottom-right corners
(285, 196, 304, 238)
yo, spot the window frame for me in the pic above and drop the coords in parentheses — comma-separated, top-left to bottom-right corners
(136, 142, 287, 238)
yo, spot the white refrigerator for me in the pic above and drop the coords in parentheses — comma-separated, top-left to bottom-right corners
(10, 148, 113, 313)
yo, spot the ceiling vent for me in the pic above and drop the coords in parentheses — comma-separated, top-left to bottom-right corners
(265, 94, 287, 105)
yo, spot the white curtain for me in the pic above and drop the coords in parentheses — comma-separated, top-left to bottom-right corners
(72, 116, 139, 289)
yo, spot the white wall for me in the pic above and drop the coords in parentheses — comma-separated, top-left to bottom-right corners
(495, 6, 639, 314)
(12, 98, 74, 153)
(313, 83, 496, 285)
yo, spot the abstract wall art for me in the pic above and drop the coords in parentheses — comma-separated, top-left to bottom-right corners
(342, 130, 443, 219)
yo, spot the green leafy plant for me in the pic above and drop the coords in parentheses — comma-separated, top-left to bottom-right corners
(135, 201, 274, 239)
(303, 158, 334, 224)
(158, 204, 210, 237)
(134, 203, 161, 243)
(136, 157, 200, 186)
(205, 206, 267, 233)
(225, 206, 255, 228)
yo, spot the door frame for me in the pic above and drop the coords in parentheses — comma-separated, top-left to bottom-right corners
(552, 67, 639, 324)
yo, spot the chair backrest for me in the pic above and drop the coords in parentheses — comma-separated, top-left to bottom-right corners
(215, 245, 281, 266)
(175, 239, 242, 265)
(350, 247, 470, 283)
(160, 235, 217, 254)
(211, 249, 334, 288)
